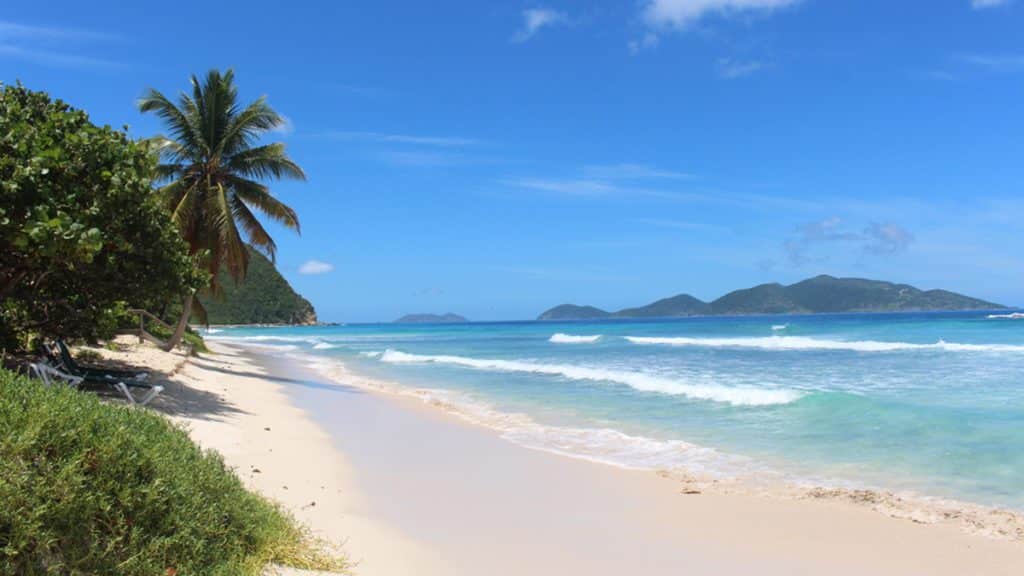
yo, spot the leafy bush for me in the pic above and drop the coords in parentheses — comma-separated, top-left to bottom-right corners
(0, 83, 202, 350)
(0, 369, 342, 575)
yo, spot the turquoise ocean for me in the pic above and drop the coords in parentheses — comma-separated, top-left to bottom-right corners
(207, 311, 1024, 510)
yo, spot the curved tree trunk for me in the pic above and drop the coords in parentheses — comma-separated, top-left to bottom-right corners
(162, 293, 193, 352)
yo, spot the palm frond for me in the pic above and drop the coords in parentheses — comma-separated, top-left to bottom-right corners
(230, 194, 277, 261)
(209, 182, 249, 282)
(137, 89, 207, 158)
(216, 97, 284, 157)
(225, 143, 306, 181)
(228, 175, 300, 232)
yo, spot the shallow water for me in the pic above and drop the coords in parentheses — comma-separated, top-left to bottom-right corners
(208, 311, 1024, 510)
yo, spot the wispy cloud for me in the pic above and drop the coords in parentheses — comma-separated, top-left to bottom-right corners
(635, 218, 730, 233)
(322, 131, 478, 147)
(784, 217, 914, 265)
(582, 163, 692, 180)
(510, 178, 620, 196)
(298, 260, 334, 275)
(0, 20, 119, 69)
(863, 222, 914, 255)
(971, 0, 1011, 9)
(512, 8, 569, 42)
(717, 57, 768, 79)
(957, 53, 1024, 72)
(642, 0, 801, 29)
(378, 150, 466, 167)
(509, 162, 695, 197)
(0, 20, 114, 42)
(633, 0, 800, 52)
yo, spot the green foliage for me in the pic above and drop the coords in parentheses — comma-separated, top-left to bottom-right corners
(0, 369, 343, 575)
(199, 248, 317, 325)
(0, 83, 201, 350)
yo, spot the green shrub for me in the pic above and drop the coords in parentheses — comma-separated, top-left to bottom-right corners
(0, 369, 343, 575)
(0, 83, 202, 351)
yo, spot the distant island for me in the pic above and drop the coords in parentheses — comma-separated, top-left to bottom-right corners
(395, 313, 468, 324)
(538, 275, 1005, 320)
(198, 248, 318, 325)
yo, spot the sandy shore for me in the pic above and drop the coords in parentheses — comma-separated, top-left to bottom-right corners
(90, 339, 1024, 575)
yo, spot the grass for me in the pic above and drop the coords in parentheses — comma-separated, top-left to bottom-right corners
(0, 368, 345, 575)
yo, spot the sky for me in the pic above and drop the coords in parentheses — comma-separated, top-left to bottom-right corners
(2, 0, 1023, 322)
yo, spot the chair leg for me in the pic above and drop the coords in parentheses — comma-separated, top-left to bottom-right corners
(113, 382, 164, 407)
(138, 385, 164, 407)
(114, 382, 136, 405)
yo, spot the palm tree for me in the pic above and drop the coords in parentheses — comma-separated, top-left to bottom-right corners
(139, 69, 305, 350)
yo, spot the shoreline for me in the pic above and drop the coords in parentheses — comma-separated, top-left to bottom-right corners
(235, 342, 1024, 574)
(92, 338, 1024, 574)
(119, 340, 452, 575)
(272, 345, 1024, 544)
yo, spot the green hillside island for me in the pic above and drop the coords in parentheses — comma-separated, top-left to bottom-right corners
(395, 313, 468, 323)
(538, 275, 1006, 320)
(198, 248, 317, 325)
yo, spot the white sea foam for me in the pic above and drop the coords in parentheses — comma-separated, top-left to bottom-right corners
(376, 349, 801, 406)
(312, 342, 337, 350)
(202, 328, 223, 334)
(625, 335, 1024, 353)
(549, 333, 602, 344)
(771, 324, 788, 331)
(304, 355, 761, 476)
(987, 312, 1024, 320)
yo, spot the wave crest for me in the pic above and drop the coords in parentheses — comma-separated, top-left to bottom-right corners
(625, 335, 1024, 353)
(376, 349, 801, 406)
(549, 333, 602, 344)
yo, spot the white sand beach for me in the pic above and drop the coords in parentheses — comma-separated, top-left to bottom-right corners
(94, 339, 1024, 575)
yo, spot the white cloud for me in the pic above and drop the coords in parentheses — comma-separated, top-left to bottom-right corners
(971, 0, 1010, 9)
(512, 8, 568, 42)
(717, 57, 767, 79)
(298, 260, 334, 275)
(641, 0, 801, 29)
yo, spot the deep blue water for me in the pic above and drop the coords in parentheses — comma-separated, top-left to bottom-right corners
(208, 311, 1024, 509)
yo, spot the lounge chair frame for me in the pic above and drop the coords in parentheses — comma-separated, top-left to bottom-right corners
(33, 361, 164, 407)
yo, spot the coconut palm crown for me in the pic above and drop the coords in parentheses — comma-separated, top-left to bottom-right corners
(139, 69, 304, 289)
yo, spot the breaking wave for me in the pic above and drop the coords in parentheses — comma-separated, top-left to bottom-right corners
(988, 312, 1024, 320)
(549, 333, 602, 344)
(625, 335, 1024, 353)
(375, 349, 801, 406)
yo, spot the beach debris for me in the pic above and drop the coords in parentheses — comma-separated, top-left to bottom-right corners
(681, 489, 702, 495)
(264, 427, 271, 431)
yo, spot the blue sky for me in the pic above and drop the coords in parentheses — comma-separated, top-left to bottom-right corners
(3, 0, 1023, 321)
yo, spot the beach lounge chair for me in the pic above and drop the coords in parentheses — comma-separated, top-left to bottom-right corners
(50, 340, 149, 380)
(34, 359, 164, 407)
(30, 362, 85, 389)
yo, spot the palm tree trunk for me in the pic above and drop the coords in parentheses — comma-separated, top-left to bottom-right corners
(162, 293, 193, 352)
